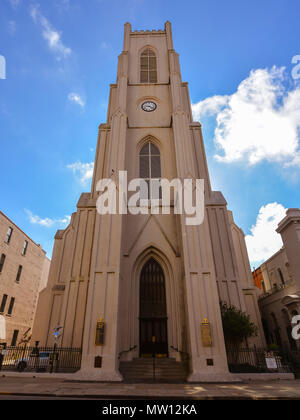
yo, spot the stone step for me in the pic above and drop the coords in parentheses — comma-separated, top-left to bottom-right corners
(121, 367, 187, 371)
(119, 358, 188, 382)
(120, 366, 187, 372)
(121, 371, 185, 376)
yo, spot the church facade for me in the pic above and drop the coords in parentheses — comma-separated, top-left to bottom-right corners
(32, 22, 265, 381)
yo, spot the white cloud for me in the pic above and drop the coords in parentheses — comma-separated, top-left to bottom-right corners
(9, 0, 21, 10)
(192, 66, 300, 166)
(68, 92, 85, 108)
(7, 20, 17, 35)
(30, 5, 71, 60)
(245, 203, 287, 266)
(101, 41, 108, 49)
(192, 95, 229, 119)
(67, 161, 94, 185)
(26, 210, 71, 228)
(55, 0, 70, 13)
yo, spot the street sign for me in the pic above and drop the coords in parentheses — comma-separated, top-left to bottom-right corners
(266, 357, 278, 370)
(53, 325, 63, 344)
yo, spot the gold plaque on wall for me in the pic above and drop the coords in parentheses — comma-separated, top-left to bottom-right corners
(95, 321, 105, 346)
(201, 322, 213, 347)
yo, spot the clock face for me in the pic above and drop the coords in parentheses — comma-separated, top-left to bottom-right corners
(141, 101, 157, 112)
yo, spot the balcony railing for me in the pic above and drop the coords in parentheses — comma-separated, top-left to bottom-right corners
(258, 279, 294, 300)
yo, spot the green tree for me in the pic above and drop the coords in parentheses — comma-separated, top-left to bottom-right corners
(220, 302, 258, 349)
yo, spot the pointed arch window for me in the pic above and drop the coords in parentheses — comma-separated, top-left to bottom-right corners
(140, 48, 157, 83)
(139, 141, 161, 199)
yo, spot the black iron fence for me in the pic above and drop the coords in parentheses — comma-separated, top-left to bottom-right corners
(288, 351, 300, 377)
(226, 348, 293, 374)
(0, 346, 82, 373)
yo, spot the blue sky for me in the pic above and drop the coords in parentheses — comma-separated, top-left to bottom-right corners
(0, 0, 300, 267)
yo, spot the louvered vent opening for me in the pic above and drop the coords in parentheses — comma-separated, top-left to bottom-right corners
(140, 48, 157, 83)
(139, 142, 161, 200)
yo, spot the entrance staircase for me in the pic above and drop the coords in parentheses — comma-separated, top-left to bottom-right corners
(119, 358, 189, 383)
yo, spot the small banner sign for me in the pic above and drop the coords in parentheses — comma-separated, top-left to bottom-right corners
(95, 321, 105, 346)
(201, 320, 213, 347)
(266, 356, 278, 370)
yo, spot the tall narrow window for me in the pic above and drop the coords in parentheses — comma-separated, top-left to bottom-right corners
(7, 297, 15, 315)
(16, 265, 23, 283)
(140, 48, 157, 83)
(11, 330, 19, 347)
(0, 294, 8, 313)
(5, 227, 13, 244)
(21, 240, 28, 256)
(139, 142, 161, 199)
(0, 254, 6, 273)
(278, 268, 285, 285)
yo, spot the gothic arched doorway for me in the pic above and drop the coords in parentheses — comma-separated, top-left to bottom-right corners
(139, 258, 168, 357)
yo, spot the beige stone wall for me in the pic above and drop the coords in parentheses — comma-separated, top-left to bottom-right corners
(277, 209, 300, 289)
(32, 205, 96, 348)
(259, 280, 300, 350)
(0, 211, 50, 346)
(260, 248, 290, 292)
(228, 211, 266, 347)
(258, 208, 300, 351)
(32, 22, 266, 380)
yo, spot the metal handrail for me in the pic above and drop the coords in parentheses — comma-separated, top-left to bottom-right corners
(118, 345, 137, 360)
(258, 279, 295, 300)
(170, 345, 190, 361)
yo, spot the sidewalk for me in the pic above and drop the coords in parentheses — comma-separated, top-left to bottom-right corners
(0, 376, 300, 399)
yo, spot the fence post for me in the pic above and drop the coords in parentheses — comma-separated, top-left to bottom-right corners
(0, 343, 6, 371)
(21, 343, 27, 364)
(50, 342, 57, 374)
(34, 341, 40, 372)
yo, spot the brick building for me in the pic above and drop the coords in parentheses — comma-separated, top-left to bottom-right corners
(0, 211, 50, 346)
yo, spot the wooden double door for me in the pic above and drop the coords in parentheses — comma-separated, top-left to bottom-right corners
(139, 258, 168, 357)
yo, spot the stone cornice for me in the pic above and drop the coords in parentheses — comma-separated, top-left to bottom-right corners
(77, 193, 97, 209)
(277, 209, 300, 234)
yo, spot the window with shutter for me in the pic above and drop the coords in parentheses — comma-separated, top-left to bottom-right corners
(22, 240, 28, 256)
(5, 227, 13, 244)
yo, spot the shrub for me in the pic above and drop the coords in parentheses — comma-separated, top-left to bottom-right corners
(220, 301, 258, 349)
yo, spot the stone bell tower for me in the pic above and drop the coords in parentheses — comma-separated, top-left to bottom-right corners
(32, 22, 265, 382)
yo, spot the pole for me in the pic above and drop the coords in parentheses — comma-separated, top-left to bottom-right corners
(50, 341, 57, 374)
(21, 342, 27, 363)
(152, 335, 156, 381)
(34, 341, 40, 372)
(0, 343, 5, 371)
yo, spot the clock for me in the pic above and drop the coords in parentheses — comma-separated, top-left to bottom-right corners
(141, 101, 157, 112)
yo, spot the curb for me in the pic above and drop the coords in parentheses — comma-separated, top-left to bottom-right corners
(0, 391, 300, 400)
